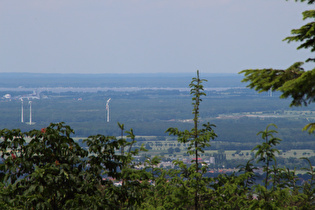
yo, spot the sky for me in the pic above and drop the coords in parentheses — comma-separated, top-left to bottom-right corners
(0, 0, 313, 74)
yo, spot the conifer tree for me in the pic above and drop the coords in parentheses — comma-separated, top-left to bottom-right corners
(166, 70, 217, 210)
(239, 0, 315, 133)
(252, 124, 281, 188)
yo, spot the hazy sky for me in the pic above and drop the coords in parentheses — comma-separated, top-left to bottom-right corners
(0, 0, 313, 74)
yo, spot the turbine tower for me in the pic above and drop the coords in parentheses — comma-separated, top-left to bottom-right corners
(21, 98, 24, 123)
(28, 101, 35, 125)
(106, 98, 111, 122)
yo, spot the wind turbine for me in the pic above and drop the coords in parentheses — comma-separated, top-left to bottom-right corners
(28, 101, 35, 125)
(21, 98, 24, 123)
(106, 98, 111, 122)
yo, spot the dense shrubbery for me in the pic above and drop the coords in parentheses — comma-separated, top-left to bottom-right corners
(1, 122, 315, 209)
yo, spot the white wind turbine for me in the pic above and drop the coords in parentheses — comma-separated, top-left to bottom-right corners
(21, 98, 24, 123)
(106, 98, 111, 122)
(27, 101, 35, 125)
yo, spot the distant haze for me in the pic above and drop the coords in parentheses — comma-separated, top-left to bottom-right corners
(0, 73, 245, 88)
(0, 1, 313, 74)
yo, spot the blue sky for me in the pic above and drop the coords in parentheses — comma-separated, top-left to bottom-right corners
(0, 0, 313, 74)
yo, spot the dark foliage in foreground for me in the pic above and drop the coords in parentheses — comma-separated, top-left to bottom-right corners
(1, 122, 315, 209)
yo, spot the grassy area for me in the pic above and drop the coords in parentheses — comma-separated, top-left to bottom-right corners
(70, 137, 315, 161)
(142, 144, 315, 161)
(279, 149, 314, 159)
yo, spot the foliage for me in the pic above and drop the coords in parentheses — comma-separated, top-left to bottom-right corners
(252, 124, 282, 188)
(166, 71, 217, 170)
(2, 93, 315, 208)
(239, 0, 315, 133)
(166, 70, 217, 210)
(291, 0, 315, 5)
(303, 122, 315, 134)
(0, 122, 151, 209)
(237, 159, 258, 189)
(283, 7, 315, 61)
(0, 123, 93, 209)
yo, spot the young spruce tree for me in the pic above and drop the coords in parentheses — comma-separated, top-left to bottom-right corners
(166, 70, 217, 210)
